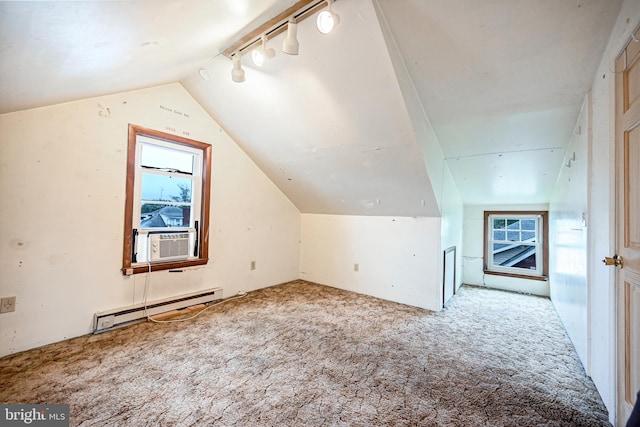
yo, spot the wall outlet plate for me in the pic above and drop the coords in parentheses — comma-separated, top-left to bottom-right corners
(0, 296, 16, 313)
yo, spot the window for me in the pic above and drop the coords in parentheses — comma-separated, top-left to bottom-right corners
(122, 125, 211, 275)
(484, 211, 548, 280)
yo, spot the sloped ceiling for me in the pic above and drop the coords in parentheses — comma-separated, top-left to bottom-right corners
(376, 0, 622, 205)
(0, 0, 293, 113)
(183, 0, 440, 216)
(0, 0, 622, 214)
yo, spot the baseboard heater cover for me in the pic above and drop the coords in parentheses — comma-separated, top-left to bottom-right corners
(93, 288, 223, 333)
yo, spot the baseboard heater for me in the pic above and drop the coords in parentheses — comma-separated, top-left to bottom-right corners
(93, 288, 223, 333)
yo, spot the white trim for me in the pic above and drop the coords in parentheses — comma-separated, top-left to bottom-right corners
(131, 134, 205, 264)
(487, 214, 543, 277)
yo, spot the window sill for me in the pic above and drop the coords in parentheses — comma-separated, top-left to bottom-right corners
(122, 258, 208, 275)
(483, 270, 548, 282)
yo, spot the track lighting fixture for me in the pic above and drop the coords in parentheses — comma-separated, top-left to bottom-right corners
(282, 18, 300, 55)
(316, 0, 339, 34)
(252, 35, 276, 67)
(222, 0, 341, 82)
(231, 53, 245, 83)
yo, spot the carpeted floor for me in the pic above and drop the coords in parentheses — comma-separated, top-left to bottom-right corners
(0, 280, 609, 426)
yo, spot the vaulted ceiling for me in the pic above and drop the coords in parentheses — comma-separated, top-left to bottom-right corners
(0, 0, 622, 214)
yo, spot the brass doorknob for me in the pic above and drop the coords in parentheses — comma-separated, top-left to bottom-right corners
(602, 255, 623, 267)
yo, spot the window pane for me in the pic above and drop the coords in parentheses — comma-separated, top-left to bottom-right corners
(141, 143, 194, 173)
(507, 231, 520, 241)
(493, 243, 537, 270)
(486, 213, 543, 277)
(141, 205, 191, 228)
(507, 219, 520, 229)
(141, 174, 192, 203)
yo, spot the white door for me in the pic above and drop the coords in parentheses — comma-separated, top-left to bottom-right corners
(614, 25, 640, 427)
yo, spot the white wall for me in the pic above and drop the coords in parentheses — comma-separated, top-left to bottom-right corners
(463, 204, 550, 296)
(0, 83, 301, 357)
(300, 214, 443, 311)
(297, 165, 462, 313)
(375, 0, 461, 216)
(549, 96, 589, 368)
(373, 0, 465, 304)
(373, 0, 444, 213)
(440, 165, 464, 295)
(586, 0, 640, 420)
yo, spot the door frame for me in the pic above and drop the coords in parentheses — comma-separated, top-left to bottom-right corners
(442, 245, 456, 307)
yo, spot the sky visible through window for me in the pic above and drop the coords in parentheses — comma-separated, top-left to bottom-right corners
(140, 142, 195, 203)
(141, 174, 192, 202)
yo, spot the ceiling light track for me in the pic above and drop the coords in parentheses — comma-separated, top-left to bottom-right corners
(222, 0, 337, 59)
(222, 1, 341, 86)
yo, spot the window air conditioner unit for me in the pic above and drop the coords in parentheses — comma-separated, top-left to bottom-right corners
(150, 232, 190, 261)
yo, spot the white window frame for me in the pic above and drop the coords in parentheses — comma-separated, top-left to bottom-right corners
(485, 212, 547, 279)
(132, 136, 203, 264)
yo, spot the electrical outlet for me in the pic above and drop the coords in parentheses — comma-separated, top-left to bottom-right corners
(354, 263, 359, 272)
(250, 260, 256, 270)
(0, 296, 16, 313)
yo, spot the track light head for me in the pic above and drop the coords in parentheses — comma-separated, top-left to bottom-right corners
(252, 35, 276, 67)
(282, 19, 300, 55)
(231, 53, 245, 83)
(317, 0, 339, 34)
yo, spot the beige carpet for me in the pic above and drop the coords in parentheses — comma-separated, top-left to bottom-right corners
(0, 280, 609, 426)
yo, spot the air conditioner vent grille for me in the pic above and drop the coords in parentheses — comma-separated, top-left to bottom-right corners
(150, 232, 190, 261)
(159, 233, 189, 240)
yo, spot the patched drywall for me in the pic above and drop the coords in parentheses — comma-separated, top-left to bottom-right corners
(0, 83, 301, 357)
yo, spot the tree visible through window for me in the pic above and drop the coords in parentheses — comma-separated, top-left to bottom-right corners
(484, 211, 548, 279)
(122, 125, 211, 275)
